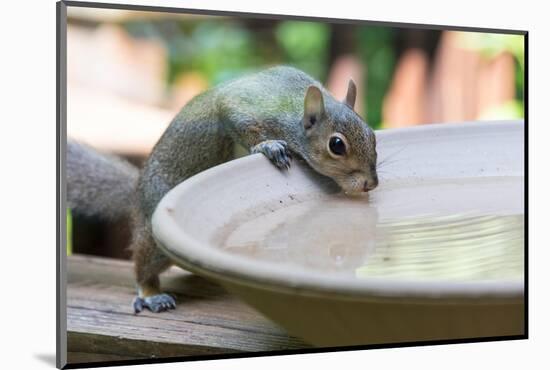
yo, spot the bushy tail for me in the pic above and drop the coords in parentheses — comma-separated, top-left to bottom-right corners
(67, 140, 139, 220)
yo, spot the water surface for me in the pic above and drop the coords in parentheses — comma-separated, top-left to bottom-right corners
(215, 176, 524, 282)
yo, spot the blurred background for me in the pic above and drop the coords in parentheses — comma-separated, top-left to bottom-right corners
(66, 7, 525, 259)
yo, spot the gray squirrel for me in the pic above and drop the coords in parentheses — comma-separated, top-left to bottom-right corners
(67, 66, 378, 313)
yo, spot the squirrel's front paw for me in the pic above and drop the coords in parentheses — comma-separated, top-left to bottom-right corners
(251, 140, 291, 170)
(133, 293, 176, 314)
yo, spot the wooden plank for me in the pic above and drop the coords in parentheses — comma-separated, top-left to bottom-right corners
(67, 255, 310, 363)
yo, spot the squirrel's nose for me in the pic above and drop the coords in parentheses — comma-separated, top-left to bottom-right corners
(363, 177, 379, 192)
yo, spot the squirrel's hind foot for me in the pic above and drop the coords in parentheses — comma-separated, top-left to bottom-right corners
(251, 140, 291, 170)
(133, 293, 176, 314)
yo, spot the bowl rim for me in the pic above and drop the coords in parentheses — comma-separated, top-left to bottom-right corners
(152, 121, 525, 301)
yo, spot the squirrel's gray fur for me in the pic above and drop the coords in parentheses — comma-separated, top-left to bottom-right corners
(67, 140, 138, 220)
(67, 66, 378, 314)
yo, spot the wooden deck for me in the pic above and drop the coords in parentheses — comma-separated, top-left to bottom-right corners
(67, 255, 310, 364)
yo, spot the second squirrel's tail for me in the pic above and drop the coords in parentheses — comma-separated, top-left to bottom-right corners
(67, 139, 139, 220)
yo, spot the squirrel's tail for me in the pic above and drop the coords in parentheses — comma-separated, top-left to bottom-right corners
(67, 139, 139, 220)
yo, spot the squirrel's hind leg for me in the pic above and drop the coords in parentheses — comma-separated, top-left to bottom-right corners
(130, 223, 175, 314)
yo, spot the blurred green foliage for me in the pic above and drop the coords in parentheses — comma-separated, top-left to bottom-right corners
(125, 19, 330, 85)
(275, 21, 330, 80)
(459, 33, 525, 118)
(123, 18, 524, 126)
(126, 19, 259, 84)
(67, 208, 72, 256)
(173, 22, 259, 84)
(123, 17, 396, 128)
(358, 28, 396, 128)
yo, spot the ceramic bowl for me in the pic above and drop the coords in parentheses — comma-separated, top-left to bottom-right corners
(152, 121, 524, 347)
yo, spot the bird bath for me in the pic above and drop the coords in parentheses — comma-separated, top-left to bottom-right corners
(152, 120, 524, 347)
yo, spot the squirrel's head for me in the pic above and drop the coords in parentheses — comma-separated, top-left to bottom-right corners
(301, 81, 378, 195)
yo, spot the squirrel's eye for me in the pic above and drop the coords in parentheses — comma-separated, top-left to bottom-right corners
(329, 136, 347, 156)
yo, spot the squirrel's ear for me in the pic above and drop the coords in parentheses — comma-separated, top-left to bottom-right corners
(344, 79, 357, 109)
(304, 85, 325, 130)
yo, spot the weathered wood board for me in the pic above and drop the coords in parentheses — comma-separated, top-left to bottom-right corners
(66, 255, 310, 364)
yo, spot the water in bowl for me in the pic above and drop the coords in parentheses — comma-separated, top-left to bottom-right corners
(215, 176, 524, 282)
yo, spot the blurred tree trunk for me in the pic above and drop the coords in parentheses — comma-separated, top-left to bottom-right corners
(426, 31, 515, 124)
(426, 31, 482, 123)
(384, 30, 514, 126)
(383, 30, 440, 127)
(383, 48, 429, 127)
(476, 52, 515, 117)
(326, 24, 365, 116)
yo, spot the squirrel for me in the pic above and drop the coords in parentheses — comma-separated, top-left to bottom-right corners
(67, 66, 378, 314)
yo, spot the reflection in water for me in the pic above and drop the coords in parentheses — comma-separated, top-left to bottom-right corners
(220, 198, 378, 275)
(356, 214, 523, 281)
(217, 176, 524, 282)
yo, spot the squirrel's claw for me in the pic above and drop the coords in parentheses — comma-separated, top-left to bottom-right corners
(133, 293, 176, 314)
(252, 140, 292, 171)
